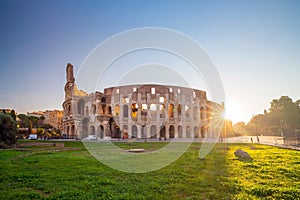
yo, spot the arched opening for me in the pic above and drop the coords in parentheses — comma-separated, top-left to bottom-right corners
(68, 105, 71, 115)
(122, 125, 128, 139)
(108, 106, 112, 115)
(160, 125, 166, 139)
(185, 105, 190, 121)
(150, 125, 157, 138)
(150, 104, 157, 119)
(201, 126, 206, 138)
(193, 106, 199, 121)
(194, 126, 199, 138)
(98, 125, 104, 139)
(186, 126, 191, 138)
(160, 104, 166, 118)
(90, 126, 95, 135)
(82, 118, 89, 138)
(108, 118, 114, 137)
(112, 126, 120, 139)
(141, 104, 148, 122)
(101, 97, 106, 103)
(83, 126, 88, 137)
(200, 107, 205, 120)
(178, 125, 183, 138)
(91, 104, 96, 115)
(169, 125, 175, 138)
(66, 126, 70, 136)
(85, 106, 89, 115)
(101, 104, 106, 115)
(71, 125, 75, 136)
(141, 125, 147, 138)
(168, 104, 174, 119)
(114, 105, 120, 116)
(159, 96, 165, 103)
(123, 105, 128, 118)
(131, 103, 138, 119)
(77, 99, 84, 115)
(177, 104, 182, 120)
(131, 125, 137, 138)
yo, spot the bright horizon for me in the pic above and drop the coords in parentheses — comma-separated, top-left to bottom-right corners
(1, 1, 300, 124)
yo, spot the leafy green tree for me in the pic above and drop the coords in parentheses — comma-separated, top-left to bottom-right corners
(247, 96, 300, 136)
(29, 116, 39, 127)
(0, 112, 17, 148)
(268, 96, 300, 129)
(18, 114, 29, 128)
(42, 124, 54, 129)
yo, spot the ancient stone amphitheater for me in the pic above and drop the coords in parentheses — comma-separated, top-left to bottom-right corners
(62, 63, 223, 140)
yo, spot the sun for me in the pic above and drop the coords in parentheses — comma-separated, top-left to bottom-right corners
(221, 111, 225, 119)
(224, 101, 244, 123)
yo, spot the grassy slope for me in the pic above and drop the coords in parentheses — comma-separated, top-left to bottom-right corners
(0, 142, 299, 200)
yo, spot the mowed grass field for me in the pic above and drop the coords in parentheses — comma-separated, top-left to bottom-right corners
(0, 141, 299, 200)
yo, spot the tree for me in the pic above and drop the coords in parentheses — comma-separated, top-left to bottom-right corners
(29, 116, 39, 127)
(0, 112, 17, 148)
(38, 115, 45, 127)
(18, 114, 29, 128)
(246, 96, 300, 136)
(28, 119, 32, 135)
(233, 122, 247, 134)
(41, 124, 53, 129)
(37, 128, 45, 139)
(268, 96, 300, 129)
(10, 110, 16, 121)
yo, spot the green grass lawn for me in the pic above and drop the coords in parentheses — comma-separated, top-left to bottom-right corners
(0, 141, 299, 200)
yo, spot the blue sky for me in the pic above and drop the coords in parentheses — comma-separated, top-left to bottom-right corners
(0, 0, 299, 123)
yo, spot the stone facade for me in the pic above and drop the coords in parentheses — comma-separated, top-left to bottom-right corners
(62, 63, 223, 139)
(43, 110, 63, 131)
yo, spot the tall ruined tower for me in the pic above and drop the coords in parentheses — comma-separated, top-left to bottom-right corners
(65, 63, 75, 100)
(62, 63, 76, 138)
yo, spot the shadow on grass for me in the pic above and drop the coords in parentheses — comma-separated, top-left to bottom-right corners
(236, 157, 253, 163)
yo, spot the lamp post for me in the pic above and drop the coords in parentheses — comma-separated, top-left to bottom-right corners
(255, 117, 257, 137)
(281, 120, 284, 137)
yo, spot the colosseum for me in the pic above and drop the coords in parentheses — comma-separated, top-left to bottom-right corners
(62, 63, 223, 140)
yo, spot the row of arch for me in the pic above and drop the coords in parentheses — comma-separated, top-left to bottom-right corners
(118, 103, 206, 121)
(81, 124, 206, 139)
(111, 103, 206, 121)
(74, 100, 205, 120)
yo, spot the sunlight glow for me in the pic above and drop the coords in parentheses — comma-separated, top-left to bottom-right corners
(221, 111, 225, 119)
(225, 100, 245, 124)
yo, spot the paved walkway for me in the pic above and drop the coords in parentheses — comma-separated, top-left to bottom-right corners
(224, 136, 300, 151)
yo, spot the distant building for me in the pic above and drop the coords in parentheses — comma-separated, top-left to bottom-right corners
(27, 111, 44, 118)
(43, 110, 63, 131)
(1, 109, 13, 113)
